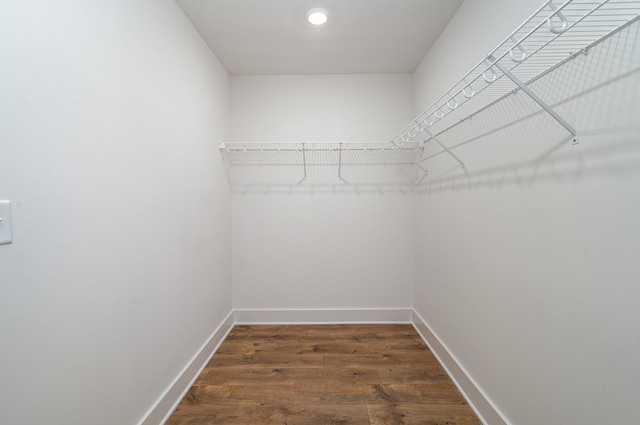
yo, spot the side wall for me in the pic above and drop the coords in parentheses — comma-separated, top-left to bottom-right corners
(0, 1, 232, 424)
(230, 75, 415, 318)
(413, 1, 640, 424)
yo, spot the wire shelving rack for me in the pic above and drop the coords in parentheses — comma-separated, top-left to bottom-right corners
(220, 0, 640, 186)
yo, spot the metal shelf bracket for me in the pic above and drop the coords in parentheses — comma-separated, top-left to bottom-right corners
(338, 142, 343, 181)
(487, 54, 579, 144)
(302, 143, 307, 181)
(423, 128, 466, 169)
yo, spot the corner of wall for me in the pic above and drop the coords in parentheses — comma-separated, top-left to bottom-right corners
(137, 311, 235, 425)
(411, 310, 511, 425)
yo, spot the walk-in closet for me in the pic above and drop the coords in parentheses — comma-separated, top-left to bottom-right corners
(1, 0, 639, 424)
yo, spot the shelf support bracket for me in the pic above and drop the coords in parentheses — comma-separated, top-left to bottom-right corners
(423, 128, 466, 170)
(338, 143, 343, 181)
(302, 143, 307, 181)
(488, 54, 579, 144)
(414, 161, 429, 185)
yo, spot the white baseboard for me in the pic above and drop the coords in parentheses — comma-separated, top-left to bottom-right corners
(139, 309, 508, 425)
(411, 310, 511, 425)
(137, 311, 235, 425)
(234, 308, 413, 324)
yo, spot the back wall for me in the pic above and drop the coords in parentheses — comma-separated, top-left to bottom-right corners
(230, 74, 415, 318)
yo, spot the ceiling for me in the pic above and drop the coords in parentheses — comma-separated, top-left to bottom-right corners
(176, 0, 464, 75)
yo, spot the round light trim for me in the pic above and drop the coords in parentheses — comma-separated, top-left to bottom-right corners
(307, 8, 329, 26)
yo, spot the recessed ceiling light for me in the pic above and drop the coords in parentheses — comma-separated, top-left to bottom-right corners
(307, 8, 329, 26)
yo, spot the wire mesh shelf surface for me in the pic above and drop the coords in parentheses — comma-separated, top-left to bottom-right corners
(392, 0, 640, 146)
(219, 141, 425, 186)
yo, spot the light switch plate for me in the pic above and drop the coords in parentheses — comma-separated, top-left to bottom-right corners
(0, 201, 13, 245)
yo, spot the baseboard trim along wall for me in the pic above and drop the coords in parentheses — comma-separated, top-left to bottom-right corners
(233, 308, 413, 324)
(411, 310, 511, 425)
(140, 308, 507, 425)
(137, 311, 235, 425)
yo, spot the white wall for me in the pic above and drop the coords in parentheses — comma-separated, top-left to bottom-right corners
(0, 1, 231, 424)
(230, 75, 415, 314)
(413, 1, 640, 424)
(231, 74, 413, 142)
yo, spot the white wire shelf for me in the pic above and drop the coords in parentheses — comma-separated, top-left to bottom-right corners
(219, 0, 640, 186)
(395, 0, 640, 168)
(219, 141, 425, 186)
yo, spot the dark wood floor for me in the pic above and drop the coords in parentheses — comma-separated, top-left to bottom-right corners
(165, 324, 481, 425)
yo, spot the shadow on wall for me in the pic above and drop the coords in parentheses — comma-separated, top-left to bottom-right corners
(416, 129, 640, 195)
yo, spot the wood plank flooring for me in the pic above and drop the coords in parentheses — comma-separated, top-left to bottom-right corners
(165, 324, 481, 425)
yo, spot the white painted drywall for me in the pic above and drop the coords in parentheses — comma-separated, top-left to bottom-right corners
(413, 1, 640, 424)
(230, 75, 415, 312)
(0, 1, 231, 424)
(230, 74, 413, 142)
(232, 189, 414, 311)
